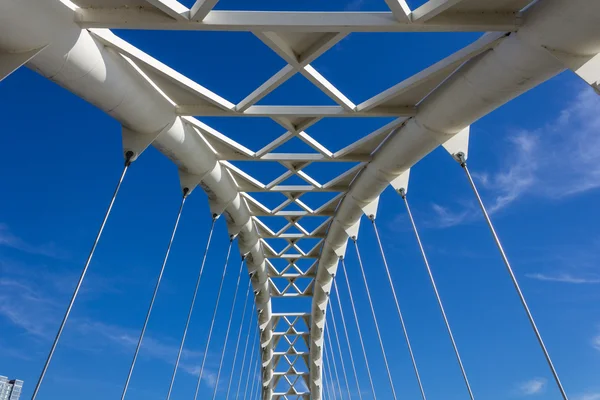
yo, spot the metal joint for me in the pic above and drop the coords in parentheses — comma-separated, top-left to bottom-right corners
(456, 151, 467, 167)
(124, 150, 134, 166)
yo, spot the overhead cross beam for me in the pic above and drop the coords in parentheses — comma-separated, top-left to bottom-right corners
(175, 105, 416, 117)
(75, 10, 521, 32)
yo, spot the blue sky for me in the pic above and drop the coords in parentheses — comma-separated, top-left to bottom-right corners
(1, 0, 600, 399)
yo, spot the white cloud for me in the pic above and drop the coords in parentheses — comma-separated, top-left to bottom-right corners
(0, 261, 217, 386)
(592, 334, 600, 352)
(345, 0, 365, 11)
(0, 277, 61, 338)
(0, 223, 68, 259)
(430, 203, 472, 228)
(518, 378, 547, 396)
(526, 273, 600, 284)
(476, 88, 600, 212)
(429, 87, 600, 228)
(576, 394, 600, 400)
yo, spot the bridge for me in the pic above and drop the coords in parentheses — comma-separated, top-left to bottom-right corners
(1, 0, 599, 399)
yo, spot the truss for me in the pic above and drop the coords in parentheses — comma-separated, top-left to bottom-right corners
(4, 0, 594, 399)
(56, 1, 522, 398)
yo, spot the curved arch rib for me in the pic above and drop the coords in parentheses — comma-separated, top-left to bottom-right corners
(309, 0, 600, 397)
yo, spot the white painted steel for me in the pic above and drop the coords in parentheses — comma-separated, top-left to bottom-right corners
(0, 0, 273, 396)
(310, 0, 600, 397)
(2, 0, 600, 399)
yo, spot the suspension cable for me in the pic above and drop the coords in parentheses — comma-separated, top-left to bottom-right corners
(339, 258, 377, 400)
(327, 289, 353, 400)
(323, 343, 338, 400)
(193, 237, 235, 400)
(212, 257, 247, 400)
(459, 157, 569, 400)
(322, 361, 331, 400)
(252, 362, 262, 400)
(325, 322, 345, 400)
(32, 152, 134, 400)
(370, 218, 427, 400)
(401, 191, 475, 400)
(243, 330, 259, 400)
(165, 215, 217, 400)
(351, 238, 398, 400)
(121, 189, 189, 400)
(225, 280, 252, 400)
(331, 276, 363, 400)
(235, 303, 257, 400)
(248, 348, 260, 400)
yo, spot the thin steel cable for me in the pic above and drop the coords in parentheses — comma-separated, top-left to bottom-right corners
(401, 192, 475, 400)
(327, 293, 353, 400)
(165, 216, 217, 400)
(460, 159, 569, 400)
(321, 363, 330, 400)
(32, 153, 133, 400)
(212, 257, 247, 400)
(371, 218, 427, 400)
(352, 239, 398, 400)
(193, 237, 235, 400)
(322, 359, 332, 400)
(248, 350, 260, 400)
(323, 344, 338, 400)
(243, 332, 259, 400)
(225, 280, 252, 400)
(235, 304, 257, 400)
(325, 324, 345, 400)
(121, 191, 189, 400)
(339, 258, 377, 400)
(332, 276, 363, 400)
(252, 362, 262, 400)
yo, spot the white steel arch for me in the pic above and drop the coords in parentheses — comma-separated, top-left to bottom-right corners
(1, 0, 599, 399)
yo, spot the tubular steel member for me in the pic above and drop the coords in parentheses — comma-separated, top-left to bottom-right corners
(456, 152, 569, 400)
(32, 151, 134, 400)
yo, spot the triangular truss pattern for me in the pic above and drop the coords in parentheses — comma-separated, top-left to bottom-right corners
(271, 313, 312, 398)
(23, 1, 535, 399)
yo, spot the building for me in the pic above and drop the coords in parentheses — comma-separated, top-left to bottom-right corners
(0, 377, 23, 400)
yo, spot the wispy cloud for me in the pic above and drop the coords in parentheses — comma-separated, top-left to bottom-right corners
(0, 223, 68, 259)
(518, 378, 547, 396)
(576, 394, 600, 400)
(0, 277, 61, 338)
(526, 273, 600, 284)
(345, 0, 365, 11)
(430, 203, 472, 228)
(592, 334, 600, 352)
(75, 320, 216, 385)
(0, 261, 217, 386)
(474, 88, 600, 210)
(428, 87, 600, 228)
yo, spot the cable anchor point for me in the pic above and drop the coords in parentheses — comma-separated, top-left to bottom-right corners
(456, 151, 467, 167)
(124, 150, 134, 166)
